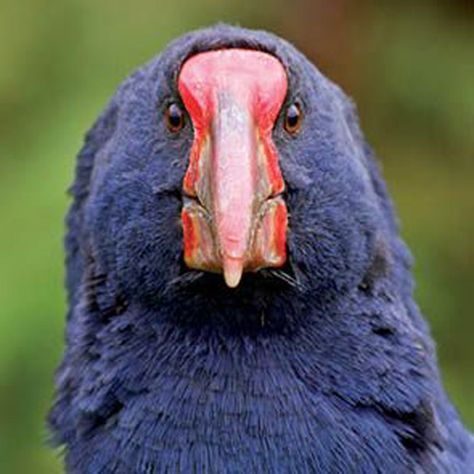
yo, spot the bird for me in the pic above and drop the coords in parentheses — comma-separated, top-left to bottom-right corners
(49, 24, 474, 473)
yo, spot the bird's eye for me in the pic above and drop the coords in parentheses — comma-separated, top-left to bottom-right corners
(165, 103, 185, 132)
(284, 103, 303, 135)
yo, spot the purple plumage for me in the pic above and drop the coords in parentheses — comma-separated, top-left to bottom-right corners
(49, 25, 473, 473)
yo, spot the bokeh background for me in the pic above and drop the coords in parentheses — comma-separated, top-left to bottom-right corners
(0, 0, 473, 471)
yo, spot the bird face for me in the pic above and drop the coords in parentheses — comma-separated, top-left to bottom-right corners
(82, 26, 385, 308)
(179, 49, 288, 287)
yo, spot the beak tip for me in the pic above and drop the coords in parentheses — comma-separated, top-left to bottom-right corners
(223, 257, 244, 288)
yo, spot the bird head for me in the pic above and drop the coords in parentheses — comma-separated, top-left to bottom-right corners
(74, 25, 396, 316)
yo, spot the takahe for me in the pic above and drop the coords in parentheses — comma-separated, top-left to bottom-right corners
(49, 25, 474, 473)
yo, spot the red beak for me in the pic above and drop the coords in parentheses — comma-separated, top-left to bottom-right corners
(179, 49, 288, 287)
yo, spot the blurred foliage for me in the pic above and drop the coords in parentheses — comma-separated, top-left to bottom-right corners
(0, 1, 472, 472)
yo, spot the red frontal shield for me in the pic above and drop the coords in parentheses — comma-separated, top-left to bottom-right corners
(179, 49, 288, 287)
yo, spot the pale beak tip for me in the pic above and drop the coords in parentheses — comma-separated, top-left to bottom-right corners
(223, 257, 244, 288)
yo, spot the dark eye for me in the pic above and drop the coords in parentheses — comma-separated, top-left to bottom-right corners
(165, 103, 185, 132)
(284, 103, 303, 134)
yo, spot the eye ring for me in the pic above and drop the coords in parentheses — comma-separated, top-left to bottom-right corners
(165, 103, 185, 133)
(284, 103, 303, 135)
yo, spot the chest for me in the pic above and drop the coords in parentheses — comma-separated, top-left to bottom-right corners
(74, 356, 420, 474)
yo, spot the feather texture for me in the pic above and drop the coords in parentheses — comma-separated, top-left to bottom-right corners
(49, 25, 473, 473)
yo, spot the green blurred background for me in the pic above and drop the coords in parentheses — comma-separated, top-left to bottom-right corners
(0, 0, 472, 471)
